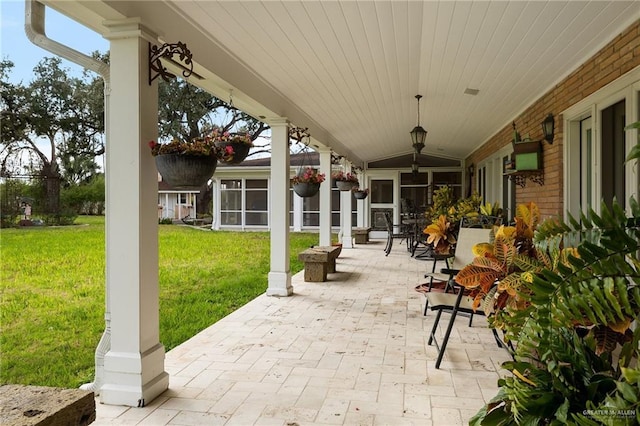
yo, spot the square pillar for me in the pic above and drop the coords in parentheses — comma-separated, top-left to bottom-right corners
(100, 20, 168, 406)
(267, 118, 292, 296)
(318, 147, 332, 246)
(292, 190, 303, 232)
(341, 164, 354, 248)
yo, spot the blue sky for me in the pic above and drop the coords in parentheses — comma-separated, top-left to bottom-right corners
(1, 0, 109, 84)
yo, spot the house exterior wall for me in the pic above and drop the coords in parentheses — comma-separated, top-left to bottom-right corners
(210, 167, 357, 231)
(467, 19, 640, 218)
(157, 191, 198, 220)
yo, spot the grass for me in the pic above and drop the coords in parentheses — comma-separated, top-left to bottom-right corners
(0, 216, 319, 388)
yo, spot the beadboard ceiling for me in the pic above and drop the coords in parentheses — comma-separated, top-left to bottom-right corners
(46, 0, 640, 166)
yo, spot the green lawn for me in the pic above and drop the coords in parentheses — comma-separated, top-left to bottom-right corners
(0, 216, 319, 388)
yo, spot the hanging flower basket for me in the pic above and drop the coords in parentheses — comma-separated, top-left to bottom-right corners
(199, 127, 253, 164)
(332, 171, 359, 191)
(352, 188, 369, 199)
(215, 141, 251, 164)
(291, 167, 325, 198)
(154, 153, 217, 188)
(148, 138, 229, 187)
(336, 180, 359, 191)
(293, 182, 321, 198)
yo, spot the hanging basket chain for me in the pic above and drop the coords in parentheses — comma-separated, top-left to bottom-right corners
(289, 127, 313, 176)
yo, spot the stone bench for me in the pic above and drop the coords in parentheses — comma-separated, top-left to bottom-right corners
(298, 245, 341, 282)
(0, 384, 95, 426)
(353, 227, 371, 244)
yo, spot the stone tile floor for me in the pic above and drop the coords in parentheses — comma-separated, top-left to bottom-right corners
(93, 239, 512, 425)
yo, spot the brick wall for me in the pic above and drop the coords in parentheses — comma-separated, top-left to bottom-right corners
(467, 19, 640, 218)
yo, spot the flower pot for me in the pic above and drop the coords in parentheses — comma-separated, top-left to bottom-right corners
(353, 190, 368, 199)
(293, 182, 320, 198)
(155, 154, 217, 188)
(336, 180, 358, 191)
(216, 142, 251, 164)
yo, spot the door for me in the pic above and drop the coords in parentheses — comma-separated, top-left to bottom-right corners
(369, 178, 396, 237)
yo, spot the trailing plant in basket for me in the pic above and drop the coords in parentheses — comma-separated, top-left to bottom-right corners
(148, 137, 233, 160)
(291, 167, 326, 184)
(352, 187, 369, 195)
(207, 126, 253, 146)
(331, 171, 358, 182)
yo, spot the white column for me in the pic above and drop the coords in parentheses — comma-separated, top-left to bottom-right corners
(293, 193, 303, 231)
(164, 193, 169, 218)
(318, 147, 332, 246)
(267, 118, 292, 296)
(341, 163, 354, 248)
(357, 171, 368, 227)
(100, 20, 168, 406)
(211, 179, 220, 230)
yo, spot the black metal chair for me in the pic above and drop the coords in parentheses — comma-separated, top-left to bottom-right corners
(383, 211, 409, 256)
(426, 282, 508, 369)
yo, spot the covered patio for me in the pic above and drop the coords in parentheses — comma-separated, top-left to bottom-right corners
(93, 240, 512, 425)
(23, 0, 640, 417)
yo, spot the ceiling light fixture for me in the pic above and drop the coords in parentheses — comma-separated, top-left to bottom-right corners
(410, 94, 427, 154)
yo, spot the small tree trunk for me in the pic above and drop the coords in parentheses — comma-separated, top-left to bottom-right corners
(41, 163, 61, 213)
(196, 182, 213, 216)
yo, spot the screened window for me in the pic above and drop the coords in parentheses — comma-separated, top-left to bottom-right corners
(220, 179, 268, 226)
(432, 172, 462, 201)
(400, 172, 429, 212)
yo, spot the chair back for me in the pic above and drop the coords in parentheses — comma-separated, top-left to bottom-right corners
(450, 227, 491, 270)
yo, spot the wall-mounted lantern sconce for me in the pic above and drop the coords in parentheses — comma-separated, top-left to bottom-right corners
(542, 113, 555, 144)
(467, 164, 475, 177)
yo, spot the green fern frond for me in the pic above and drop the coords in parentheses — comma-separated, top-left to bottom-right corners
(471, 192, 640, 425)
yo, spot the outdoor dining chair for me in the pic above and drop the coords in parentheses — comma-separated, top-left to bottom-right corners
(426, 282, 508, 369)
(420, 226, 492, 315)
(383, 211, 409, 256)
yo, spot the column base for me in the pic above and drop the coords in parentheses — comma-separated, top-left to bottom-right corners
(267, 271, 293, 296)
(342, 237, 354, 248)
(100, 343, 169, 407)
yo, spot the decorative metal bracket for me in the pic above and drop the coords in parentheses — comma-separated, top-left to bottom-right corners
(289, 126, 310, 142)
(505, 170, 544, 188)
(148, 42, 194, 85)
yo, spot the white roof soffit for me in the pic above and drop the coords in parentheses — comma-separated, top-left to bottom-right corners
(41, 1, 640, 166)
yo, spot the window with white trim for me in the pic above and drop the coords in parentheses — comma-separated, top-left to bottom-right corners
(220, 179, 269, 227)
(564, 72, 640, 218)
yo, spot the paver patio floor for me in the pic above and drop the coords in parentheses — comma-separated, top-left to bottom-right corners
(93, 239, 512, 425)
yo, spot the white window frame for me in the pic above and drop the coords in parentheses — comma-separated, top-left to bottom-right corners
(563, 67, 640, 219)
(477, 144, 514, 219)
(218, 178, 270, 229)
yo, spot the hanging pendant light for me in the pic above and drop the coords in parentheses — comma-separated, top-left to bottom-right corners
(411, 152, 420, 179)
(410, 94, 427, 154)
